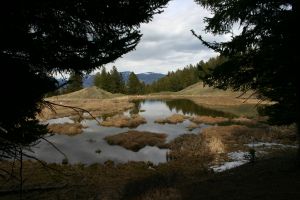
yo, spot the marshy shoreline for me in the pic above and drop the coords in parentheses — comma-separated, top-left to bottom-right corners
(1, 88, 298, 200)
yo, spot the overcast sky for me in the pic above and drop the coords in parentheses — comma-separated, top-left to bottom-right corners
(103, 0, 231, 74)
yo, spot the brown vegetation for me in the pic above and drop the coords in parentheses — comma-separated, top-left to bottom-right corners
(154, 114, 189, 124)
(167, 124, 297, 164)
(104, 130, 168, 151)
(1, 151, 299, 200)
(100, 114, 146, 128)
(187, 122, 198, 131)
(47, 123, 84, 136)
(38, 97, 133, 121)
(191, 116, 229, 124)
(167, 134, 213, 161)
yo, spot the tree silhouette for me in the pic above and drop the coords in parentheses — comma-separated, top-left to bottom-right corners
(193, 0, 297, 126)
(0, 0, 169, 159)
(64, 72, 83, 93)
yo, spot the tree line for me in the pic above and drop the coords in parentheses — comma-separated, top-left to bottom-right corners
(93, 66, 146, 95)
(50, 55, 226, 96)
(146, 56, 226, 93)
(92, 56, 226, 94)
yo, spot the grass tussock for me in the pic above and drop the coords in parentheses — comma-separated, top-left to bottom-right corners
(187, 122, 198, 131)
(47, 123, 84, 136)
(154, 114, 189, 124)
(104, 130, 168, 151)
(191, 116, 229, 124)
(167, 134, 215, 164)
(100, 114, 146, 128)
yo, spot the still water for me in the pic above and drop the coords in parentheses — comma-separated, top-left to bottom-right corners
(30, 99, 227, 165)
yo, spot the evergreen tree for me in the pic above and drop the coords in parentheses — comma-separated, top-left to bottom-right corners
(147, 62, 206, 93)
(94, 66, 125, 93)
(110, 66, 125, 93)
(94, 67, 110, 91)
(193, 0, 297, 125)
(64, 72, 83, 93)
(127, 72, 142, 94)
(93, 72, 102, 88)
(0, 0, 169, 159)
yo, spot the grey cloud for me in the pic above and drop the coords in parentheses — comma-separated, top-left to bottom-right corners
(105, 0, 222, 74)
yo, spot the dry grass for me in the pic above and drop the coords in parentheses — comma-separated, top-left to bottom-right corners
(39, 83, 265, 122)
(200, 124, 297, 152)
(207, 136, 226, 154)
(167, 134, 214, 163)
(154, 114, 189, 124)
(191, 116, 229, 124)
(190, 115, 260, 126)
(1, 151, 299, 200)
(100, 114, 146, 128)
(167, 124, 297, 165)
(104, 130, 168, 151)
(231, 116, 259, 125)
(50, 86, 121, 99)
(47, 123, 84, 136)
(38, 97, 133, 121)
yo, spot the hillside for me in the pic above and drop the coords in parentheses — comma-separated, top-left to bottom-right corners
(176, 82, 236, 96)
(50, 86, 122, 99)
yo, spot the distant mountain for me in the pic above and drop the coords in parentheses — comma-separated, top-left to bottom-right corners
(81, 71, 165, 87)
(83, 75, 96, 87)
(120, 71, 131, 83)
(135, 72, 165, 84)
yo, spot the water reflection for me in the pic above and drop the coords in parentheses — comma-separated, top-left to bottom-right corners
(30, 99, 228, 165)
(132, 99, 235, 117)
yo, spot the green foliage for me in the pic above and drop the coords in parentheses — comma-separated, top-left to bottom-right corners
(193, 0, 297, 125)
(147, 64, 200, 93)
(93, 66, 125, 93)
(146, 57, 225, 93)
(110, 66, 126, 93)
(127, 72, 145, 95)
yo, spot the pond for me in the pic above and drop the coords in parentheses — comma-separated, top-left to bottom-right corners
(30, 99, 230, 165)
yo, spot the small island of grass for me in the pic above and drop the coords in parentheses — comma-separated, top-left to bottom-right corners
(104, 130, 168, 152)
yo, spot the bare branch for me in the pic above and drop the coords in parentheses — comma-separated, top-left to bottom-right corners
(44, 100, 101, 125)
(40, 137, 67, 158)
(243, 91, 258, 103)
(236, 91, 247, 99)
